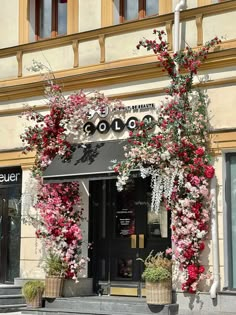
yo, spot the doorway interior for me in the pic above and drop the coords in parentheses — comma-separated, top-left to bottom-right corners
(89, 176, 171, 296)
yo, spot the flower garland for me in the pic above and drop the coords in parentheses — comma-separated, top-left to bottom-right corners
(114, 30, 221, 292)
(35, 182, 86, 280)
(21, 80, 122, 280)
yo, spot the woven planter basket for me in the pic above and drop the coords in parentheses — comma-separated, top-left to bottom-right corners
(146, 279, 172, 305)
(45, 276, 64, 298)
(26, 291, 43, 308)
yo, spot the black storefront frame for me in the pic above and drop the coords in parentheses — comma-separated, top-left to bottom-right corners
(0, 167, 22, 284)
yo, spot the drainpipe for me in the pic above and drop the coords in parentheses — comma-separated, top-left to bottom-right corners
(174, 0, 186, 53)
(209, 176, 220, 299)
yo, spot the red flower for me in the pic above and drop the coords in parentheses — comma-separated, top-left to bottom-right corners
(199, 242, 205, 251)
(204, 165, 215, 179)
(199, 265, 205, 273)
(195, 147, 205, 156)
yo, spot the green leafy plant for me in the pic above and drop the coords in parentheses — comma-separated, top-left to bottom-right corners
(44, 252, 67, 277)
(138, 251, 172, 282)
(22, 280, 44, 302)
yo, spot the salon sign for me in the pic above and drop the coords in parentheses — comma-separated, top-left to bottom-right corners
(83, 103, 156, 135)
(0, 167, 22, 185)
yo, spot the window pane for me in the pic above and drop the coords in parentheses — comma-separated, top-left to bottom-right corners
(230, 155, 236, 288)
(40, 0, 52, 38)
(124, 0, 139, 21)
(58, 0, 67, 35)
(146, 0, 159, 16)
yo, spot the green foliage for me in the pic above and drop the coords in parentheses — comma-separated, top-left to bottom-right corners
(138, 250, 172, 282)
(22, 280, 44, 301)
(44, 252, 67, 277)
(142, 266, 171, 282)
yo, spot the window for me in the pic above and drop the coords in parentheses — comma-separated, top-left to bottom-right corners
(119, 0, 159, 23)
(35, 0, 67, 40)
(226, 153, 236, 289)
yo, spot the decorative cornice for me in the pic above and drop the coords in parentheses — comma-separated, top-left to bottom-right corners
(0, 46, 236, 102)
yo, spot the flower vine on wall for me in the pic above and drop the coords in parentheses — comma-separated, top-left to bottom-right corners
(21, 76, 123, 280)
(21, 30, 221, 290)
(114, 30, 221, 292)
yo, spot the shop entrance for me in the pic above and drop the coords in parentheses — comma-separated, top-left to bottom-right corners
(89, 177, 171, 296)
(0, 186, 21, 283)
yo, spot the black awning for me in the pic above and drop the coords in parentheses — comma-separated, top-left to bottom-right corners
(43, 140, 127, 183)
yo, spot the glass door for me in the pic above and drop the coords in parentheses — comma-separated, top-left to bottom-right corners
(89, 177, 171, 296)
(0, 186, 21, 283)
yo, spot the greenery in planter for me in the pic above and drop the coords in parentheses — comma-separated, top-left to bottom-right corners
(44, 252, 67, 277)
(22, 280, 44, 302)
(139, 251, 172, 282)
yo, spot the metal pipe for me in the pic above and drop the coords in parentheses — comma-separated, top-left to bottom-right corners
(209, 176, 220, 299)
(174, 0, 186, 52)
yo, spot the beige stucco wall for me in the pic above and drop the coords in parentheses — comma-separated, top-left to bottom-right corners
(22, 46, 74, 76)
(105, 27, 167, 62)
(0, 0, 19, 48)
(78, 0, 101, 32)
(203, 11, 236, 43)
(20, 169, 45, 279)
(79, 40, 101, 67)
(0, 56, 18, 80)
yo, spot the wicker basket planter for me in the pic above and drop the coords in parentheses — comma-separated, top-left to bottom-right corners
(145, 279, 172, 305)
(25, 291, 43, 308)
(45, 276, 64, 298)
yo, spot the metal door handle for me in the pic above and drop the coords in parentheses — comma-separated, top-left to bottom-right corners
(139, 234, 144, 248)
(131, 234, 137, 248)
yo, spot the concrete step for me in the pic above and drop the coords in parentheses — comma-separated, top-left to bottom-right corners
(20, 296, 178, 315)
(0, 304, 27, 313)
(0, 294, 25, 305)
(0, 285, 22, 295)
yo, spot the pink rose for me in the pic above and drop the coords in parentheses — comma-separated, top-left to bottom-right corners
(204, 165, 215, 179)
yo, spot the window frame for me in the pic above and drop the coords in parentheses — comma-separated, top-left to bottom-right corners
(119, 0, 159, 23)
(225, 152, 236, 290)
(35, 0, 67, 40)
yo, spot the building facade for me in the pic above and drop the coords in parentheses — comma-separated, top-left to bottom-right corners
(0, 0, 236, 313)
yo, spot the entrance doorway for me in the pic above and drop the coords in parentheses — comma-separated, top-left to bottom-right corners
(0, 186, 21, 283)
(89, 176, 171, 296)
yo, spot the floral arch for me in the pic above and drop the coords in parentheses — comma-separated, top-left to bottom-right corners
(21, 30, 220, 291)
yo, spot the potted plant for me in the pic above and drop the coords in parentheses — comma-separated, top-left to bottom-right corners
(22, 280, 44, 308)
(44, 252, 67, 298)
(138, 250, 173, 305)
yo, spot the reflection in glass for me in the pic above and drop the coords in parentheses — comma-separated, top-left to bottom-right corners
(118, 258, 133, 278)
(7, 187, 21, 282)
(147, 193, 167, 238)
(124, 0, 139, 21)
(146, 0, 159, 16)
(40, 0, 52, 38)
(58, 1, 67, 35)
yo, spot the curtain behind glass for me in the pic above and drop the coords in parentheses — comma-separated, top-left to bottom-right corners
(40, 0, 52, 38)
(146, 0, 159, 16)
(58, 0, 67, 35)
(124, 0, 139, 21)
